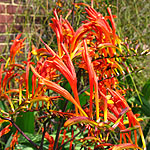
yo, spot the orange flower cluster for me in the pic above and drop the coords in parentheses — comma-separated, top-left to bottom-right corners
(0, 3, 146, 150)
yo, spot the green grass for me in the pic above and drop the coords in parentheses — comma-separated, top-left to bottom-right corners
(110, 0, 150, 89)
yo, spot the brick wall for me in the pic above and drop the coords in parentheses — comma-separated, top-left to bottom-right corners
(0, 0, 51, 60)
(0, 0, 27, 55)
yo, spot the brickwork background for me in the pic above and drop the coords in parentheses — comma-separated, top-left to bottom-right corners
(0, 0, 25, 55)
(0, 0, 53, 61)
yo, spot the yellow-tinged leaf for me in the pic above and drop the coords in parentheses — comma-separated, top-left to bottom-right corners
(64, 116, 98, 127)
(120, 125, 140, 133)
(97, 43, 121, 52)
(64, 116, 112, 131)
(80, 136, 102, 143)
(30, 96, 51, 103)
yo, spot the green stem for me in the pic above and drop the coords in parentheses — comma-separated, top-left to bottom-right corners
(124, 62, 143, 104)
(129, 73, 143, 105)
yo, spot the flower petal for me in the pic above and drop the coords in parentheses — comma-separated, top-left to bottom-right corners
(30, 65, 87, 117)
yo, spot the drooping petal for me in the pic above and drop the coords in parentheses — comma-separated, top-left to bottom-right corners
(107, 7, 116, 43)
(64, 116, 98, 127)
(9, 34, 26, 64)
(30, 65, 87, 117)
(83, 40, 99, 121)
(108, 143, 143, 150)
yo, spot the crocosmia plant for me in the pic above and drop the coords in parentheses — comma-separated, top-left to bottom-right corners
(0, 2, 146, 150)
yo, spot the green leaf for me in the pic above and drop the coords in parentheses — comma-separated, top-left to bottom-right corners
(15, 111, 35, 134)
(18, 133, 40, 143)
(28, 70, 33, 93)
(59, 81, 72, 111)
(15, 145, 34, 150)
(128, 96, 150, 117)
(15, 132, 49, 150)
(142, 79, 150, 101)
(0, 101, 6, 112)
(79, 87, 90, 106)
